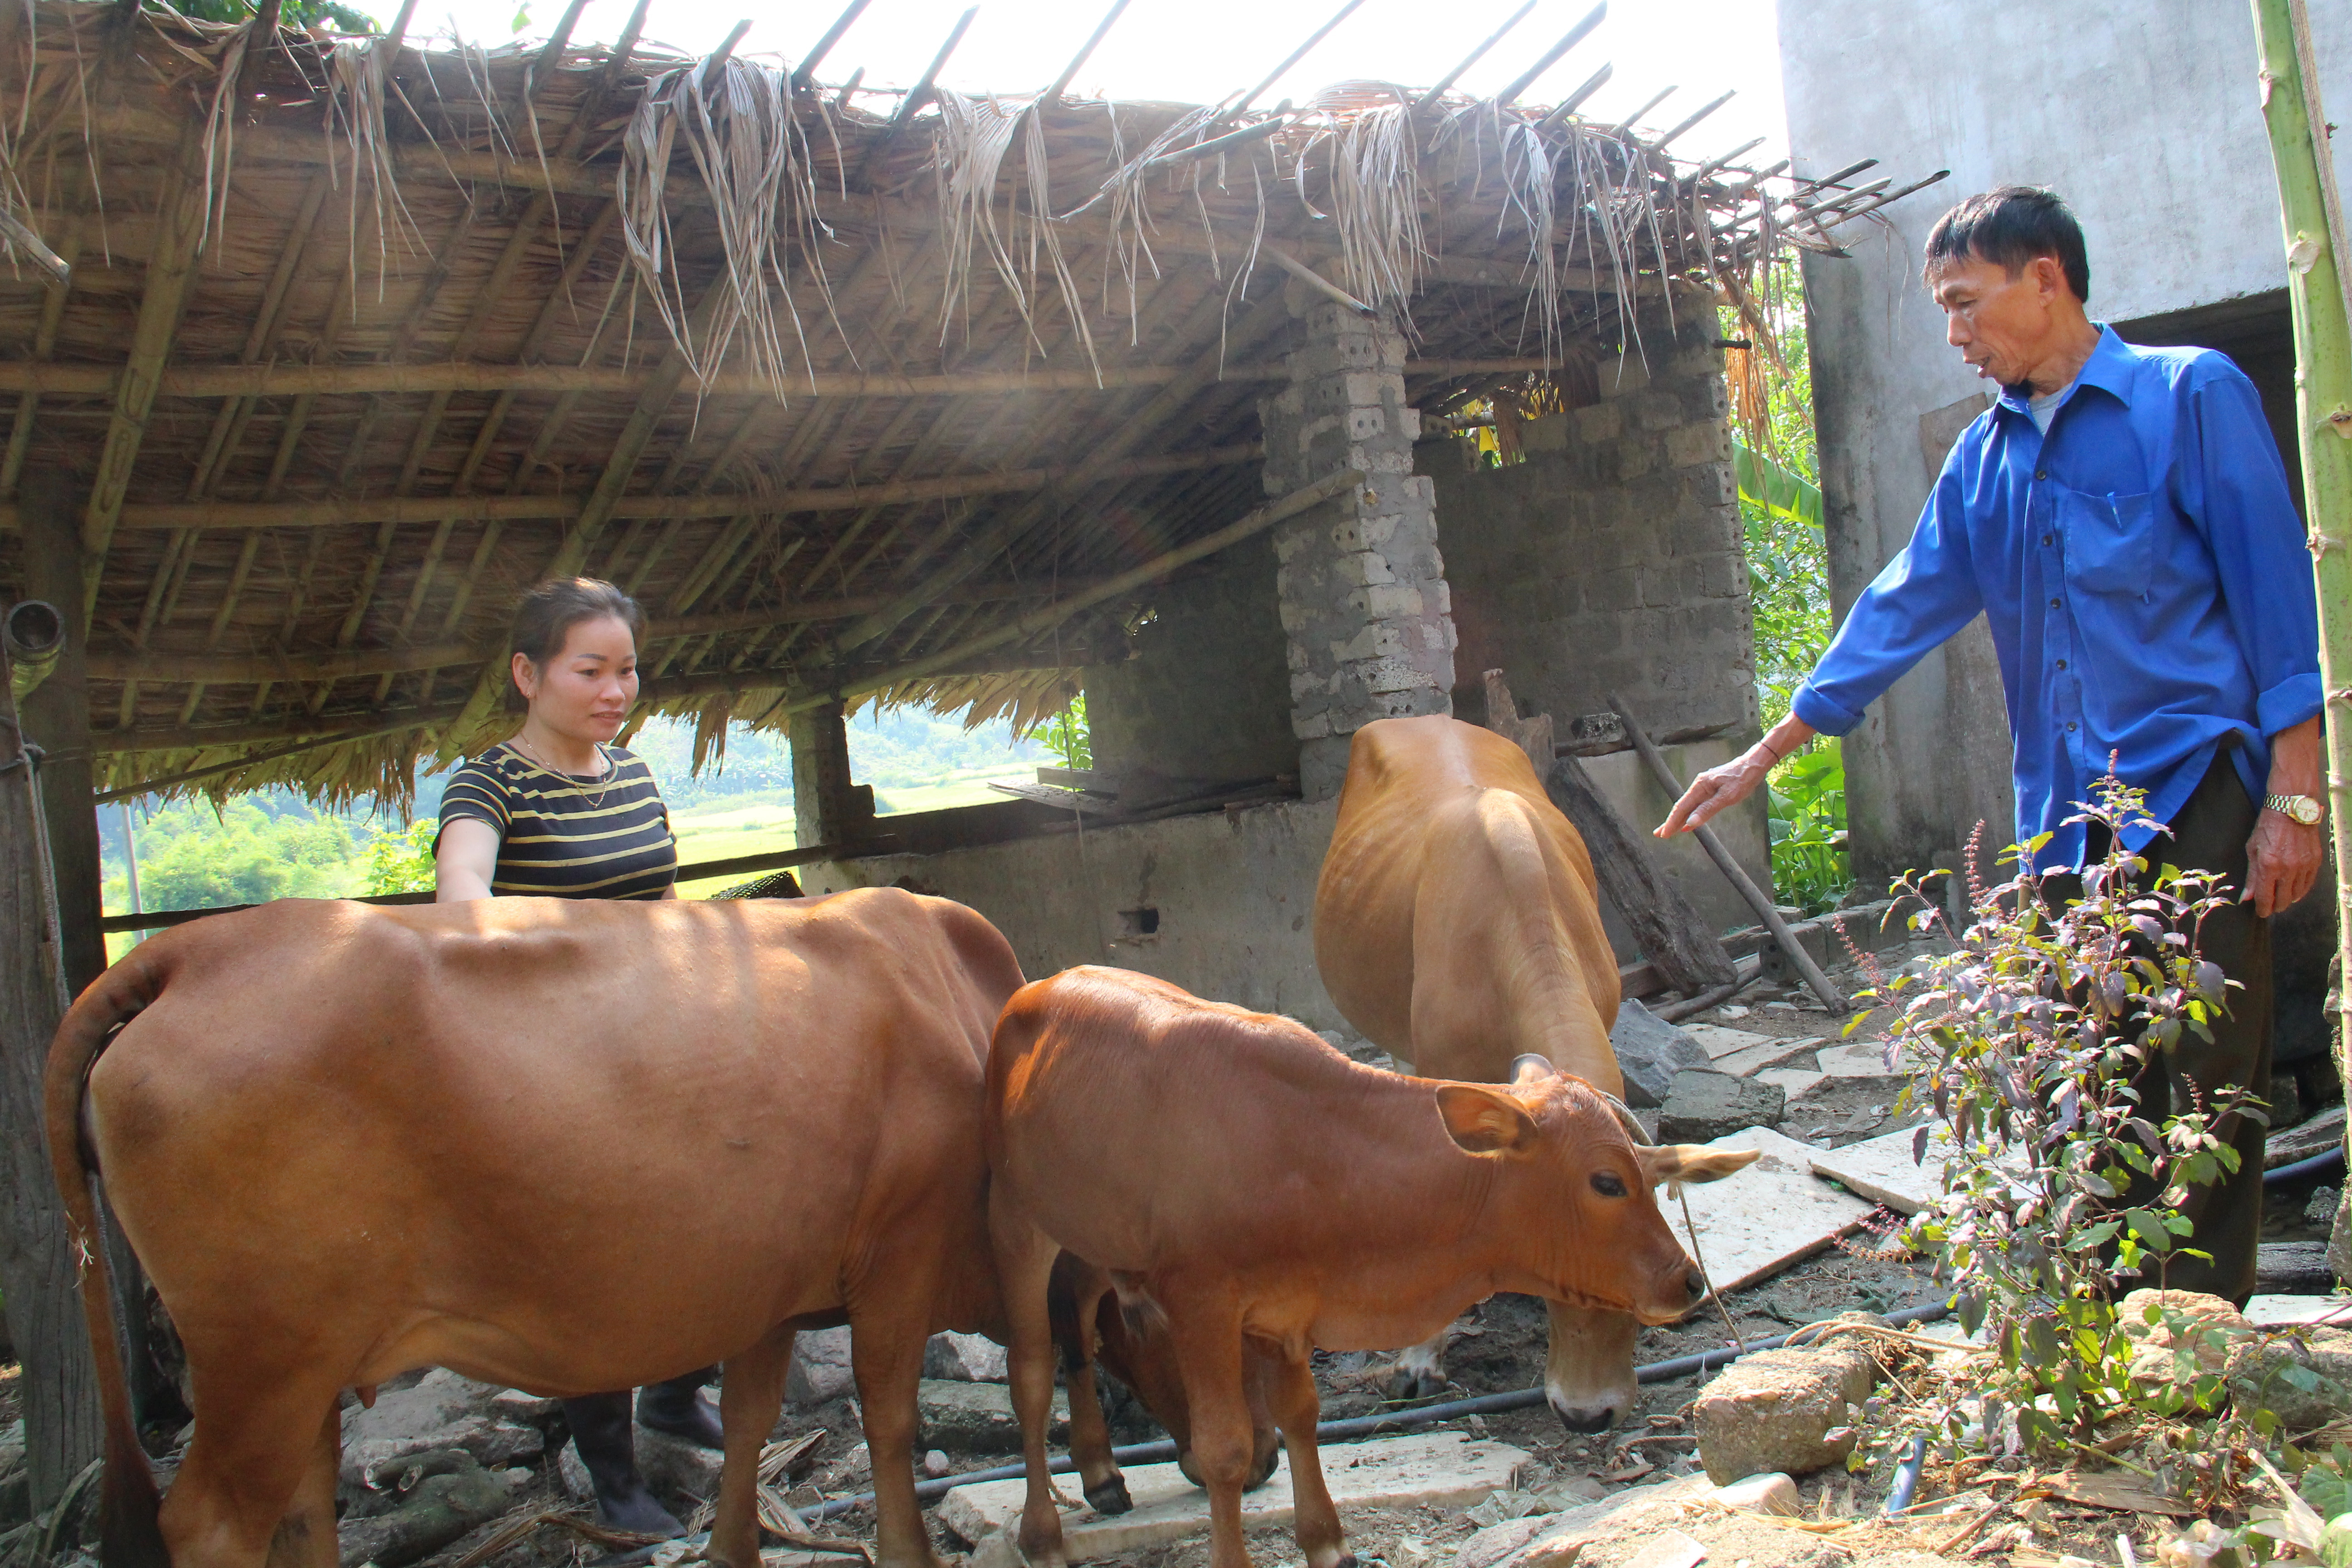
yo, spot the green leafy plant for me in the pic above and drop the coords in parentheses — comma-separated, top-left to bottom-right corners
(363, 817, 439, 896)
(1856, 773, 2254, 1457)
(1039, 693, 1092, 772)
(165, 0, 380, 34)
(1766, 740, 1850, 916)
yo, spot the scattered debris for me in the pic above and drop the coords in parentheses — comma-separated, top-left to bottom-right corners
(1691, 1314, 1884, 1484)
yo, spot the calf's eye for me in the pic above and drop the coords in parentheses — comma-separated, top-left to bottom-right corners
(1589, 1171, 1627, 1198)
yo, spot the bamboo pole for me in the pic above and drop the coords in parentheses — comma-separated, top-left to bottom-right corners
(2250, 0, 2352, 1278)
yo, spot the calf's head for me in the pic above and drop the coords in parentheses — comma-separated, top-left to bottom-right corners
(1435, 1058, 1759, 1431)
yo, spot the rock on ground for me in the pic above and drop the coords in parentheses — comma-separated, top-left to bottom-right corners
(1693, 1316, 1882, 1484)
(2119, 1289, 2251, 1395)
(337, 1451, 525, 1568)
(788, 1325, 857, 1408)
(1658, 1070, 1786, 1143)
(339, 1369, 545, 1489)
(919, 1378, 1067, 1454)
(925, 1331, 1009, 1382)
(2228, 1324, 2352, 1431)
(1611, 1002, 1714, 1110)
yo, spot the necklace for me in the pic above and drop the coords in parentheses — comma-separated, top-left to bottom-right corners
(508, 732, 615, 808)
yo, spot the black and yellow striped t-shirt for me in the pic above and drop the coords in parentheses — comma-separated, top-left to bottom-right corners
(437, 743, 677, 900)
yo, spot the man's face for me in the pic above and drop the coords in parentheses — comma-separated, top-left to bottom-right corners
(1927, 252, 2073, 389)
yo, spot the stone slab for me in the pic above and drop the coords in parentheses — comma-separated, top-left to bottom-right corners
(1812, 1040, 1904, 1079)
(1681, 1025, 1781, 1063)
(920, 1379, 1067, 1454)
(1710, 1039, 1817, 1078)
(1806, 1124, 1956, 1215)
(2244, 1294, 2352, 1329)
(940, 1432, 1526, 1559)
(1664, 1127, 1875, 1296)
(1754, 1068, 1826, 1100)
(2267, 1103, 2347, 1168)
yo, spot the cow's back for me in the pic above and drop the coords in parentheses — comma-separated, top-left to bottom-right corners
(1314, 716, 1619, 1088)
(87, 888, 1023, 1396)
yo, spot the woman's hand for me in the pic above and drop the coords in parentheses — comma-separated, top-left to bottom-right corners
(1656, 715, 1818, 838)
(434, 817, 503, 902)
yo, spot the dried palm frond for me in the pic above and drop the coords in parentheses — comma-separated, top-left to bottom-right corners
(931, 89, 1097, 376)
(324, 28, 427, 298)
(620, 53, 842, 399)
(1293, 82, 1425, 318)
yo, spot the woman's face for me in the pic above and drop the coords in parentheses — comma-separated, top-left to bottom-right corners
(513, 614, 640, 743)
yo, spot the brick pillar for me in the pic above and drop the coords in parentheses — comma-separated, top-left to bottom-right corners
(1260, 297, 1457, 800)
(789, 701, 870, 848)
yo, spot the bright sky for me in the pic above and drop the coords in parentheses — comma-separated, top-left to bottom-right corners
(376, 0, 1790, 174)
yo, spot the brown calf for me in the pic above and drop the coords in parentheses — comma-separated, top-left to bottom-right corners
(45, 892, 1241, 1568)
(1314, 715, 1748, 1429)
(985, 966, 1746, 1568)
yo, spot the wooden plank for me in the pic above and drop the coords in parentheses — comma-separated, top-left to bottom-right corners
(1480, 671, 1737, 996)
(0, 481, 107, 1513)
(987, 781, 1117, 813)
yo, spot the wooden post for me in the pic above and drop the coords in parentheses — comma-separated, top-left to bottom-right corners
(1480, 671, 1739, 999)
(20, 471, 106, 995)
(2249, 0, 2352, 1280)
(0, 601, 106, 1514)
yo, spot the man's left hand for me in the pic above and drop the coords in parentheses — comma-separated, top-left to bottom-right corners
(2244, 809, 2325, 917)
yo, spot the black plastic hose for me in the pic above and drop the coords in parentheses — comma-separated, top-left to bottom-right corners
(2265, 1146, 2346, 1185)
(804, 1298, 1955, 1520)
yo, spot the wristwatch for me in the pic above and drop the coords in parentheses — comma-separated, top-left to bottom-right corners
(2266, 792, 2324, 826)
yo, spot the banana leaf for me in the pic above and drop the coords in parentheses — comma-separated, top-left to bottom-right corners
(1735, 441, 1823, 528)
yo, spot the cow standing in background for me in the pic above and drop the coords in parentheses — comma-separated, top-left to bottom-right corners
(1313, 715, 1751, 1429)
(46, 892, 1251, 1568)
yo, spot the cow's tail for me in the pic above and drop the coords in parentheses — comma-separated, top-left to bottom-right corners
(43, 946, 173, 1568)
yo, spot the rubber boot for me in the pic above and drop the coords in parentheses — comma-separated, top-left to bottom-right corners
(636, 1367, 725, 1449)
(564, 1391, 685, 1538)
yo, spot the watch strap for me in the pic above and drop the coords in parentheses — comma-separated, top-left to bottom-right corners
(2264, 792, 2323, 825)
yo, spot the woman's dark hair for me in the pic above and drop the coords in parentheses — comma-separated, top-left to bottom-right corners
(1923, 186, 2091, 304)
(504, 577, 647, 712)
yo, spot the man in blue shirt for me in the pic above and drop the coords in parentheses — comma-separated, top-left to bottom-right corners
(1660, 186, 2324, 1303)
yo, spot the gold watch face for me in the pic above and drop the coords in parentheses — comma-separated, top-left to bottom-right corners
(2293, 796, 2324, 826)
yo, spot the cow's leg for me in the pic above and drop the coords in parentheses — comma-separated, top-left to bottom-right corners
(1159, 1281, 1256, 1568)
(1383, 1326, 1450, 1403)
(991, 1200, 1071, 1568)
(1542, 1303, 1640, 1433)
(264, 1401, 342, 1568)
(706, 1324, 796, 1568)
(162, 1370, 346, 1568)
(850, 1260, 953, 1568)
(1267, 1347, 1349, 1568)
(1059, 1270, 1131, 1514)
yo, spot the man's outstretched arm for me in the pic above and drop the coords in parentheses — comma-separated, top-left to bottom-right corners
(1656, 712, 1818, 837)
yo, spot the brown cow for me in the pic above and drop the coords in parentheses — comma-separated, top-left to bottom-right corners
(985, 966, 1737, 1568)
(44, 892, 1244, 1568)
(1313, 715, 1755, 1429)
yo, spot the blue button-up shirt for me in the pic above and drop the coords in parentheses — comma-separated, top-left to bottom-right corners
(1792, 325, 2321, 870)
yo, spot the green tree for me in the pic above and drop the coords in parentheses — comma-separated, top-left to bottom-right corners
(165, 0, 379, 37)
(363, 818, 440, 895)
(1039, 694, 1092, 772)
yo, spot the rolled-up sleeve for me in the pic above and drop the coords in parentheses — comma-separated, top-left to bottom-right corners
(2181, 363, 2321, 738)
(1792, 454, 1986, 737)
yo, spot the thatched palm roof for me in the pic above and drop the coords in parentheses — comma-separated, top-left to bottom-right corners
(0, 0, 1921, 806)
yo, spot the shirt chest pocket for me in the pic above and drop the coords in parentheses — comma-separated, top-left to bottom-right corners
(2058, 487, 2155, 600)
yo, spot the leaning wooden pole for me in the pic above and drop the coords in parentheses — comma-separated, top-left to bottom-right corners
(2249, 0, 2352, 1279)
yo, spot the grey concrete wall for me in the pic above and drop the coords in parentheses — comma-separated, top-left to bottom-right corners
(1776, 0, 2352, 884)
(800, 797, 1347, 1031)
(1083, 534, 1298, 787)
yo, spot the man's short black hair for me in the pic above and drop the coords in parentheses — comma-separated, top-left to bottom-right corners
(1923, 186, 2091, 303)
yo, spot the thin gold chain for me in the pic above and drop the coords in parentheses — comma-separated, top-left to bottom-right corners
(507, 733, 617, 809)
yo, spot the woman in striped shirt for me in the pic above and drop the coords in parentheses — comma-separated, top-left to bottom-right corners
(433, 577, 711, 1538)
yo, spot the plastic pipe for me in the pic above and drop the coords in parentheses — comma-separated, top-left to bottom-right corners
(1882, 1435, 1928, 1514)
(2265, 1146, 2347, 1185)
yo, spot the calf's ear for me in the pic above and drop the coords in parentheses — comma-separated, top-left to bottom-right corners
(1634, 1144, 1762, 1186)
(1436, 1083, 1540, 1156)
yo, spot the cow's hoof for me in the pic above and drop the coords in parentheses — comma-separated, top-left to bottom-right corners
(1085, 1476, 1134, 1515)
(1385, 1366, 1443, 1403)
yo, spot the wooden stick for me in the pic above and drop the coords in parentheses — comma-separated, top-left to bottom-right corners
(1043, 0, 1131, 103)
(1535, 63, 1612, 132)
(849, 4, 975, 187)
(1495, 1, 1606, 108)
(791, 0, 869, 90)
(528, 0, 594, 86)
(702, 18, 755, 78)
(1235, 0, 1366, 113)
(1610, 85, 1677, 138)
(1140, 112, 1292, 173)
(1411, 0, 1537, 110)
(1654, 88, 1734, 150)
(1691, 137, 1767, 184)
(1606, 692, 1850, 1013)
(1264, 245, 1372, 314)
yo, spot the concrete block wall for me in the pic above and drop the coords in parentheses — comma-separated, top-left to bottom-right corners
(1432, 318, 1758, 741)
(1083, 534, 1298, 786)
(1262, 297, 1458, 799)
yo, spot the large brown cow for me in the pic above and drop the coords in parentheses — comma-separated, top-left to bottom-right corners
(1313, 715, 1753, 1429)
(44, 891, 1247, 1568)
(985, 966, 1738, 1568)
